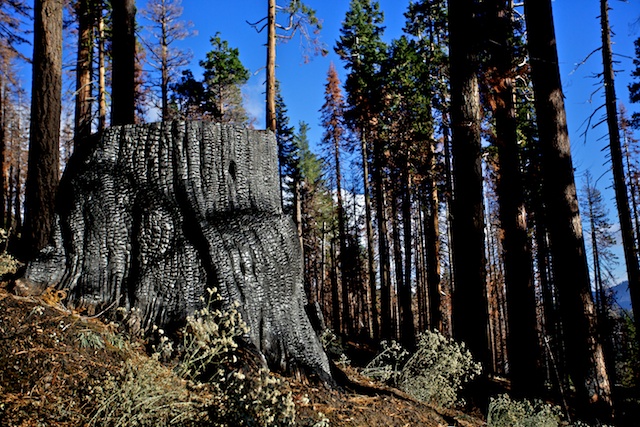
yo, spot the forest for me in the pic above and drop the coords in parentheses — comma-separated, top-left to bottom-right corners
(2, 0, 640, 426)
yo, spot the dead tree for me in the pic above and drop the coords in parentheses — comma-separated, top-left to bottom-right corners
(15, 121, 332, 381)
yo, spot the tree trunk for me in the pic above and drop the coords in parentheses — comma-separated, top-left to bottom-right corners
(425, 141, 442, 333)
(266, 0, 276, 132)
(97, 9, 107, 131)
(335, 134, 350, 335)
(600, 0, 640, 354)
(23, 0, 63, 259)
(330, 237, 341, 333)
(374, 141, 392, 340)
(161, 15, 169, 121)
(74, 0, 93, 144)
(0, 70, 5, 229)
(441, 115, 454, 338)
(6, 165, 13, 230)
(14, 166, 21, 232)
(110, 0, 137, 126)
(390, 192, 404, 341)
(361, 133, 379, 338)
(448, 0, 491, 372)
(488, 0, 545, 397)
(525, 0, 614, 421)
(399, 158, 415, 348)
(16, 122, 332, 381)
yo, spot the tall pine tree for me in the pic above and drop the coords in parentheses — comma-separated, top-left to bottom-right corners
(320, 62, 351, 335)
(335, 0, 387, 339)
(23, 0, 63, 258)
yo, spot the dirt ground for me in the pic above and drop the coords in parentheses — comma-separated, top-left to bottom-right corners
(0, 283, 486, 427)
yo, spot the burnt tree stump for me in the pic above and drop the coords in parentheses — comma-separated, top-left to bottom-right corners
(16, 121, 331, 380)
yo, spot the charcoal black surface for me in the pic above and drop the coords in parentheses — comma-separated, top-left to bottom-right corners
(19, 121, 331, 379)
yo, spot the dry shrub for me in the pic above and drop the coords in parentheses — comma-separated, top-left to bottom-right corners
(91, 287, 296, 427)
(487, 394, 561, 427)
(89, 353, 207, 427)
(364, 330, 482, 408)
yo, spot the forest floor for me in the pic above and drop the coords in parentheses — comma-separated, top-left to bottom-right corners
(0, 280, 487, 427)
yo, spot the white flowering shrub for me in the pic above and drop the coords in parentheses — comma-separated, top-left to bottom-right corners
(209, 368, 296, 427)
(362, 340, 409, 384)
(175, 288, 249, 381)
(363, 330, 482, 408)
(487, 394, 561, 427)
(89, 353, 204, 427)
(0, 228, 19, 276)
(398, 330, 482, 407)
(92, 287, 296, 427)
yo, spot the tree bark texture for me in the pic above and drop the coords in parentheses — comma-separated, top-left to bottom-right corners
(487, 0, 545, 398)
(16, 121, 331, 381)
(97, 11, 107, 131)
(525, 0, 613, 421)
(448, 0, 491, 370)
(360, 134, 379, 338)
(266, 0, 276, 132)
(23, 0, 63, 258)
(425, 144, 442, 333)
(74, 0, 93, 144)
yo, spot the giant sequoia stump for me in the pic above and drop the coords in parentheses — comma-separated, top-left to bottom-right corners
(18, 121, 331, 380)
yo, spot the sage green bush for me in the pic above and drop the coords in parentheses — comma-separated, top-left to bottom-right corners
(89, 353, 205, 427)
(362, 340, 409, 384)
(0, 228, 19, 276)
(91, 288, 296, 427)
(363, 330, 482, 408)
(398, 330, 482, 407)
(487, 394, 561, 427)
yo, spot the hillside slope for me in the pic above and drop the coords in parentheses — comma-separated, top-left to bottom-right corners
(0, 283, 485, 427)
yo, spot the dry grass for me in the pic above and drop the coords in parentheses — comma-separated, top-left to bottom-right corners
(0, 255, 485, 427)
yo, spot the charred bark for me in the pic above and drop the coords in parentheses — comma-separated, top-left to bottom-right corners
(15, 121, 332, 381)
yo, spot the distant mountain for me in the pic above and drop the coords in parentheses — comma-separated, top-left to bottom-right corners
(610, 281, 633, 313)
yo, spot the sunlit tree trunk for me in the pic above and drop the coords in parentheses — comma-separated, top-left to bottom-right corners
(0, 68, 6, 229)
(599, 0, 640, 351)
(374, 142, 393, 340)
(399, 153, 415, 348)
(448, 0, 491, 372)
(525, 0, 614, 421)
(425, 142, 442, 333)
(74, 0, 93, 144)
(97, 9, 107, 131)
(486, 0, 545, 398)
(23, 0, 63, 258)
(266, 0, 276, 132)
(361, 134, 378, 338)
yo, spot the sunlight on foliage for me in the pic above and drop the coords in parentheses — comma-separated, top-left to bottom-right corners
(211, 368, 296, 427)
(89, 353, 205, 427)
(175, 288, 250, 381)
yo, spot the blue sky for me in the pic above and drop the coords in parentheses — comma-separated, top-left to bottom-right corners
(12, 0, 640, 281)
(170, 1, 639, 149)
(169, 0, 640, 281)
